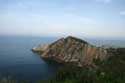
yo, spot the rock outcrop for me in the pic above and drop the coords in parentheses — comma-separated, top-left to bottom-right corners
(32, 36, 111, 67)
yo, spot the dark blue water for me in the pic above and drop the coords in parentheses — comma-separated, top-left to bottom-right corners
(0, 36, 60, 82)
(0, 36, 125, 82)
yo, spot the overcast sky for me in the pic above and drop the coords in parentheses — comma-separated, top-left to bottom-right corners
(0, 0, 125, 39)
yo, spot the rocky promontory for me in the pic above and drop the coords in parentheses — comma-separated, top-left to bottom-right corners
(32, 36, 115, 67)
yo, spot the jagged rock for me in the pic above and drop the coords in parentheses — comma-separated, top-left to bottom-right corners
(32, 45, 49, 53)
(32, 36, 111, 67)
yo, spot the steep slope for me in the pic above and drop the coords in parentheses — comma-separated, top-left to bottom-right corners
(32, 36, 110, 67)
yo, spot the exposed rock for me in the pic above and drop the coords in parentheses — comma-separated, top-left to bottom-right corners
(32, 36, 112, 67)
(32, 45, 49, 53)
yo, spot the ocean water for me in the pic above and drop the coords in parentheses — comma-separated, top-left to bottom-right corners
(0, 36, 60, 82)
(0, 36, 125, 82)
(84, 38, 125, 47)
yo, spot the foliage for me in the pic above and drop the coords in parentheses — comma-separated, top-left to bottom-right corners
(44, 48, 125, 83)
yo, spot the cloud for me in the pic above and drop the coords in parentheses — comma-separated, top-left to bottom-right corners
(0, 13, 97, 37)
(120, 11, 125, 15)
(95, 0, 111, 3)
(0, 0, 125, 39)
(0, 13, 125, 39)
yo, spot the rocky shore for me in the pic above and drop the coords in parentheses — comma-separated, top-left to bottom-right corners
(32, 36, 118, 67)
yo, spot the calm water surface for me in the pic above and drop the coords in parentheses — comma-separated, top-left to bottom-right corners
(0, 36, 60, 82)
(0, 36, 125, 82)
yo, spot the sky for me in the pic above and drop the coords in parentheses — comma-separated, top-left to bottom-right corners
(0, 0, 125, 39)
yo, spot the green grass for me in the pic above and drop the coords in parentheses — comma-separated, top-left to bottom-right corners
(1, 48, 125, 83)
(44, 48, 125, 83)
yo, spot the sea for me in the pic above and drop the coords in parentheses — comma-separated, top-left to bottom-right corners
(0, 35, 125, 82)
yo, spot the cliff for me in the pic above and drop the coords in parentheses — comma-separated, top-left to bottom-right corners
(32, 36, 112, 67)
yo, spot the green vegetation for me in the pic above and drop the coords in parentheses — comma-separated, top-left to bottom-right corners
(44, 48, 125, 83)
(1, 48, 125, 83)
(65, 36, 88, 44)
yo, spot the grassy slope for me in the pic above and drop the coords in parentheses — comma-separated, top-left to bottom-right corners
(44, 48, 125, 83)
(0, 48, 125, 83)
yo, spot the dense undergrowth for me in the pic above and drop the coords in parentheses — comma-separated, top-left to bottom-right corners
(0, 48, 125, 83)
(43, 48, 125, 83)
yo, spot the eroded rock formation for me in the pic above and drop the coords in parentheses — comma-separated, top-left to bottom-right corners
(32, 36, 111, 67)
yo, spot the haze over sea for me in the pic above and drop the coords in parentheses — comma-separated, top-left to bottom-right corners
(0, 0, 125, 82)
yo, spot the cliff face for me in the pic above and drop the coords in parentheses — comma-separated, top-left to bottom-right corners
(32, 36, 110, 67)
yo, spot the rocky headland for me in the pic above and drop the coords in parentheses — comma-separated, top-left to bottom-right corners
(32, 36, 120, 67)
